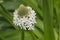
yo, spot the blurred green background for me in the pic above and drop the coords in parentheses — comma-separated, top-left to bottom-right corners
(0, 0, 59, 40)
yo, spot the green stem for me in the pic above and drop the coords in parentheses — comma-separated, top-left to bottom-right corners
(21, 29, 24, 40)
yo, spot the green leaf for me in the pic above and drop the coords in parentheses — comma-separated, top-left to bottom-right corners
(35, 26, 44, 35)
(0, 4, 20, 30)
(42, 0, 55, 40)
(0, 29, 21, 40)
(35, 0, 43, 10)
(28, 30, 39, 40)
(2, 0, 21, 10)
(54, 0, 60, 40)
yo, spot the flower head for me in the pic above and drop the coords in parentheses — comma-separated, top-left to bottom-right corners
(13, 4, 36, 30)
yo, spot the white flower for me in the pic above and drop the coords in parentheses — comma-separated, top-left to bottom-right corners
(13, 4, 36, 30)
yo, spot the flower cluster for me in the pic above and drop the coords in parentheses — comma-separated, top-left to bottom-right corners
(13, 4, 36, 30)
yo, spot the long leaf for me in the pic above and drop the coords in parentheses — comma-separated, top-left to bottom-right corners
(28, 30, 39, 40)
(55, 1, 60, 40)
(0, 4, 20, 30)
(35, 26, 44, 35)
(42, 0, 55, 40)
